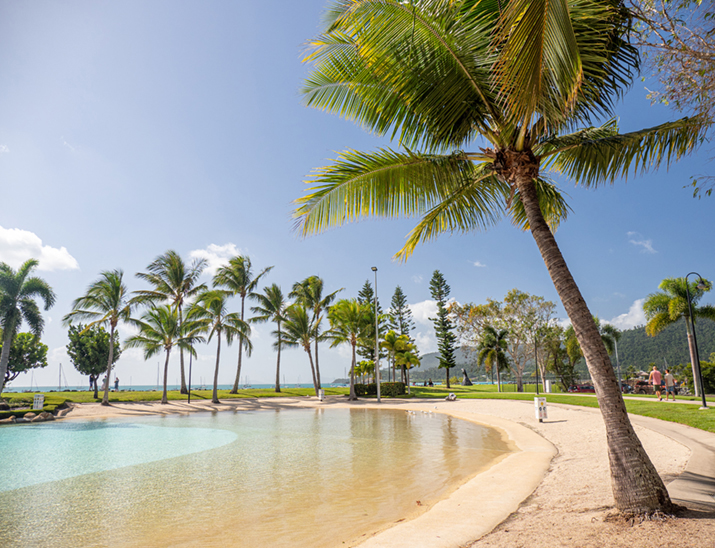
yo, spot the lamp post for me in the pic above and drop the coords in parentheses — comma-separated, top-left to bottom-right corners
(685, 272, 709, 410)
(372, 266, 381, 403)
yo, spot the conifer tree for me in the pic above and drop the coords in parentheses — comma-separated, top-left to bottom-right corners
(429, 270, 457, 388)
(388, 285, 415, 340)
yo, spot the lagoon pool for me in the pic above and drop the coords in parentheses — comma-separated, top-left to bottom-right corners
(0, 408, 513, 548)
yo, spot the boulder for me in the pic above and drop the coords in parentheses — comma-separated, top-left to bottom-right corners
(0, 400, 10, 411)
(444, 393, 457, 402)
(31, 412, 55, 422)
(23, 412, 37, 420)
(0, 416, 16, 424)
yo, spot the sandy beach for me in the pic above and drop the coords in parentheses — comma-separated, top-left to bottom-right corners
(58, 396, 715, 547)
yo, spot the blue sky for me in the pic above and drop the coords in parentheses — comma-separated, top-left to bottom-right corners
(1, 0, 713, 388)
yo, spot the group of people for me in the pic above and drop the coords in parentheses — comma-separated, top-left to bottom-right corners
(88, 375, 120, 392)
(648, 365, 677, 401)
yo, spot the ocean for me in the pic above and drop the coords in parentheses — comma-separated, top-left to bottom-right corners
(2, 383, 325, 393)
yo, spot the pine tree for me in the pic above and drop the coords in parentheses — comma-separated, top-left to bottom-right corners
(356, 280, 385, 362)
(429, 270, 457, 388)
(388, 285, 415, 340)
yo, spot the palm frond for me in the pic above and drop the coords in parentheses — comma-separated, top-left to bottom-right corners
(296, 148, 503, 238)
(539, 117, 706, 186)
(303, 0, 499, 151)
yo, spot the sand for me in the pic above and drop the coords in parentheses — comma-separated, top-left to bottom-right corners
(57, 396, 715, 547)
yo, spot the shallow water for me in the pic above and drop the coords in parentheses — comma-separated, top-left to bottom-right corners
(0, 408, 513, 547)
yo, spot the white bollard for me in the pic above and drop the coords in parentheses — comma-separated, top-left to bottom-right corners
(318, 389, 325, 401)
(534, 397, 547, 422)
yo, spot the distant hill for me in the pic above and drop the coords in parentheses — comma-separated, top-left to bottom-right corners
(330, 319, 715, 383)
(616, 318, 715, 370)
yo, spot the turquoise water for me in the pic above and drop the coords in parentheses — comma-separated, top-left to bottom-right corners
(0, 408, 513, 548)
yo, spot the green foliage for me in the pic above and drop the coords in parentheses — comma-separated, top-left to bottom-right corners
(354, 382, 405, 397)
(1, 332, 48, 385)
(356, 280, 385, 362)
(66, 324, 121, 379)
(429, 270, 457, 378)
(387, 286, 415, 338)
(617, 319, 715, 371)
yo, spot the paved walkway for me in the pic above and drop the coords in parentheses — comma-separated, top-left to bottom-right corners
(629, 413, 715, 508)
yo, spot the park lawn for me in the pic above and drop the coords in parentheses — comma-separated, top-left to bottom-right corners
(5, 384, 713, 434)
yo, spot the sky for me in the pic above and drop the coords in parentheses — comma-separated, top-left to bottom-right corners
(1, 0, 713, 389)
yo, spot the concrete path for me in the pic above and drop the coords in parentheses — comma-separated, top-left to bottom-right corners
(629, 413, 715, 508)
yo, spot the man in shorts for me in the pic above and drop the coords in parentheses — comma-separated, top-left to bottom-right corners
(664, 369, 676, 401)
(649, 365, 662, 401)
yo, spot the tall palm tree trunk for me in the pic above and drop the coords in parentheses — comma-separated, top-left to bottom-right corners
(496, 365, 501, 392)
(275, 322, 282, 393)
(348, 342, 357, 400)
(684, 320, 701, 397)
(213, 333, 222, 404)
(314, 336, 322, 389)
(517, 172, 672, 514)
(306, 347, 319, 396)
(102, 322, 117, 406)
(0, 324, 15, 395)
(231, 297, 246, 394)
(179, 307, 188, 394)
(162, 348, 171, 404)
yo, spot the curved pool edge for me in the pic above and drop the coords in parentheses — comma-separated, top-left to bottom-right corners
(55, 396, 557, 547)
(352, 402, 557, 548)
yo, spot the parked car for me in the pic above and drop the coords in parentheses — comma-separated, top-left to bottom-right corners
(568, 384, 595, 393)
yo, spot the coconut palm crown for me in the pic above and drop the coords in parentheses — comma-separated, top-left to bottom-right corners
(0, 259, 56, 395)
(63, 269, 132, 406)
(293, 0, 704, 514)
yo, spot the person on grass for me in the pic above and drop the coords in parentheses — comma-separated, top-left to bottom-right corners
(664, 369, 676, 402)
(649, 366, 663, 401)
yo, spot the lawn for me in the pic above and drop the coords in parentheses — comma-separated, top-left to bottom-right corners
(3, 384, 714, 434)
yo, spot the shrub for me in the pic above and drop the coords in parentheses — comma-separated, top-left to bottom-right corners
(354, 382, 405, 397)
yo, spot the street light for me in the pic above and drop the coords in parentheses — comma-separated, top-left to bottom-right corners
(372, 266, 381, 403)
(685, 272, 709, 410)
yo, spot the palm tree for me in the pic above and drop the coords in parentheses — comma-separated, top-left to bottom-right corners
(188, 290, 250, 404)
(251, 284, 287, 392)
(395, 342, 420, 394)
(477, 326, 510, 393)
(63, 270, 131, 406)
(214, 256, 273, 394)
(327, 299, 372, 401)
(281, 304, 321, 396)
(134, 250, 207, 394)
(644, 277, 715, 396)
(289, 276, 342, 389)
(380, 330, 410, 382)
(125, 305, 204, 404)
(294, 0, 703, 514)
(0, 260, 56, 395)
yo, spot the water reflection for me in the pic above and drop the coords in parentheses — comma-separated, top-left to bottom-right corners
(0, 408, 513, 548)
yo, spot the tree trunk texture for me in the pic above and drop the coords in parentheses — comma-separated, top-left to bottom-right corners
(497, 367, 501, 392)
(0, 325, 15, 395)
(516, 169, 672, 514)
(306, 346, 319, 396)
(179, 307, 187, 394)
(102, 323, 116, 406)
(445, 367, 450, 388)
(348, 343, 358, 400)
(231, 296, 247, 394)
(275, 322, 282, 392)
(213, 333, 222, 404)
(684, 321, 701, 397)
(314, 336, 322, 389)
(162, 348, 171, 404)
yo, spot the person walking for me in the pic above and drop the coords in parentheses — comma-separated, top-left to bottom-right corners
(114, 377, 120, 391)
(649, 365, 663, 401)
(664, 369, 676, 402)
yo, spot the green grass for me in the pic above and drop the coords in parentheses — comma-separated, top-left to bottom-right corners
(4, 384, 714, 434)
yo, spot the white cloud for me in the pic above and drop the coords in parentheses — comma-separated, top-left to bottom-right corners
(627, 232, 657, 254)
(472, 261, 487, 268)
(556, 317, 572, 329)
(0, 226, 79, 271)
(0, 145, 9, 153)
(414, 329, 437, 354)
(409, 299, 438, 325)
(606, 298, 646, 330)
(189, 243, 241, 275)
(61, 136, 76, 152)
(412, 275, 423, 284)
